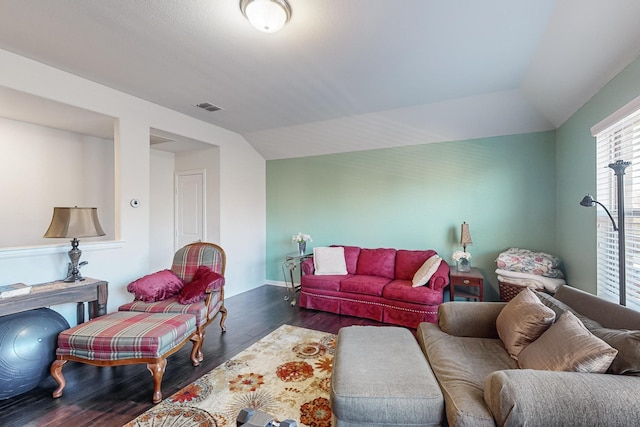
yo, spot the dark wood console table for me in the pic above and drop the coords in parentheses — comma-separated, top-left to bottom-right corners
(0, 277, 108, 324)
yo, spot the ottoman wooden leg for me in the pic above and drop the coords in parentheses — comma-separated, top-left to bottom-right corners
(51, 359, 68, 398)
(147, 358, 167, 404)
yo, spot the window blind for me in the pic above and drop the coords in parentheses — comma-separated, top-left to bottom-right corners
(593, 102, 640, 311)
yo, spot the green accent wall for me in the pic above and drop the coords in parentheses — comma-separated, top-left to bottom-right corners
(267, 131, 556, 300)
(266, 53, 640, 302)
(556, 55, 640, 295)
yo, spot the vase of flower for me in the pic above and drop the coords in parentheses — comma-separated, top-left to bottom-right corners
(452, 250, 472, 272)
(292, 232, 312, 256)
(456, 258, 471, 272)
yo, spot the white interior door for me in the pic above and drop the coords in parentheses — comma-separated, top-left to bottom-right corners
(175, 170, 206, 250)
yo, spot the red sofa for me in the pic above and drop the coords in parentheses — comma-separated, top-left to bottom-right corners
(299, 246, 449, 328)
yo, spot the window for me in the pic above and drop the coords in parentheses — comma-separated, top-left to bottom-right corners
(591, 96, 640, 310)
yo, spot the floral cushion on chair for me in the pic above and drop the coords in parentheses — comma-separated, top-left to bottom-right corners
(127, 269, 184, 302)
(178, 266, 225, 304)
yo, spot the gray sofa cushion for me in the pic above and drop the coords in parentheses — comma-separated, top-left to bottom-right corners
(417, 322, 518, 427)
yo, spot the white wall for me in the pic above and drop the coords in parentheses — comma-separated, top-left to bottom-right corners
(149, 149, 175, 271)
(0, 117, 114, 247)
(0, 49, 266, 326)
(220, 136, 267, 289)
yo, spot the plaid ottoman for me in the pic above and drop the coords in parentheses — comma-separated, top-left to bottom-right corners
(51, 311, 199, 403)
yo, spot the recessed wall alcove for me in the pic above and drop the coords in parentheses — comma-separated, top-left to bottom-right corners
(0, 86, 115, 251)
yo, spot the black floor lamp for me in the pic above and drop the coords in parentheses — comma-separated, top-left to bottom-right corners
(580, 159, 631, 306)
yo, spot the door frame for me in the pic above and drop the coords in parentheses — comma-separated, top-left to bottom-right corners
(174, 169, 207, 251)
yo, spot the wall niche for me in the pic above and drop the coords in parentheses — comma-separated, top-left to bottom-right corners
(0, 87, 115, 248)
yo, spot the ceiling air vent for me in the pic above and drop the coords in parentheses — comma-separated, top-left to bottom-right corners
(195, 102, 223, 112)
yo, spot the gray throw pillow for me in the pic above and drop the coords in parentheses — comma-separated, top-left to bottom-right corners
(536, 292, 573, 318)
(589, 327, 640, 375)
(571, 313, 640, 376)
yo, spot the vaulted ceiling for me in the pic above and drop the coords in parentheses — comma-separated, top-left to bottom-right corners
(1, 1, 639, 159)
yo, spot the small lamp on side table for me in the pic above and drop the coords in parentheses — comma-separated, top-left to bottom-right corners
(44, 207, 105, 282)
(453, 222, 473, 272)
(460, 221, 473, 252)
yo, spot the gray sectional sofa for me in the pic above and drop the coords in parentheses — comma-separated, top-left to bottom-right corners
(331, 285, 640, 426)
(417, 285, 640, 426)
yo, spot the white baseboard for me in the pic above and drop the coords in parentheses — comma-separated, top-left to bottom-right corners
(265, 280, 288, 287)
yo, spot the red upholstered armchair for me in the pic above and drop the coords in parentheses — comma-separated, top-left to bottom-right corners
(118, 242, 227, 361)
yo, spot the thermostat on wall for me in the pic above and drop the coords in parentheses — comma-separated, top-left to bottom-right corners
(130, 199, 140, 208)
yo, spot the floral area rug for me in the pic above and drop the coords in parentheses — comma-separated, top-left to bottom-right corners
(124, 324, 335, 427)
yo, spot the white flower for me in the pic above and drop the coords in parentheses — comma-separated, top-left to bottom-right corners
(452, 250, 471, 261)
(292, 232, 313, 243)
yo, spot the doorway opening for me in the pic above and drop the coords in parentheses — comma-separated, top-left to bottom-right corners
(149, 129, 220, 271)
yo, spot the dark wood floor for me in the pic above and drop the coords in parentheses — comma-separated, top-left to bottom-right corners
(0, 285, 385, 427)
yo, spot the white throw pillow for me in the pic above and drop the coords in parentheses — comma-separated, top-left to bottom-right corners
(412, 255, 442, 287)
(313, 247, 348, 275)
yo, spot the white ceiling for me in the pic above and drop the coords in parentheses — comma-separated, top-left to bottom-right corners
(0, 0, 639, 159)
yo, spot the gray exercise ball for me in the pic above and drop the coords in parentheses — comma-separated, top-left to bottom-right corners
(0, 308, 70, 399)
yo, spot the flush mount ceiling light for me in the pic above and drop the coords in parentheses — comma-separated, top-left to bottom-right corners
(240, 0, 291, 33)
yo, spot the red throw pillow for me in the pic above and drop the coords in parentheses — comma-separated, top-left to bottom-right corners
(331, 245, 361, 274)
(127, 269, 184, 302)
(179, 266, 225, 304)
(356, 248, 397, 279)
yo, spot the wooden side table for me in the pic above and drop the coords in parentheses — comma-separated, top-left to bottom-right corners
(449, 266, 483, 301)
(0, 277, 108, 324)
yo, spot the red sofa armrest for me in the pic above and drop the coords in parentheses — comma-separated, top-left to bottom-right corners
(428, 260, 449, 290)
(301, 257, 315, 275)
